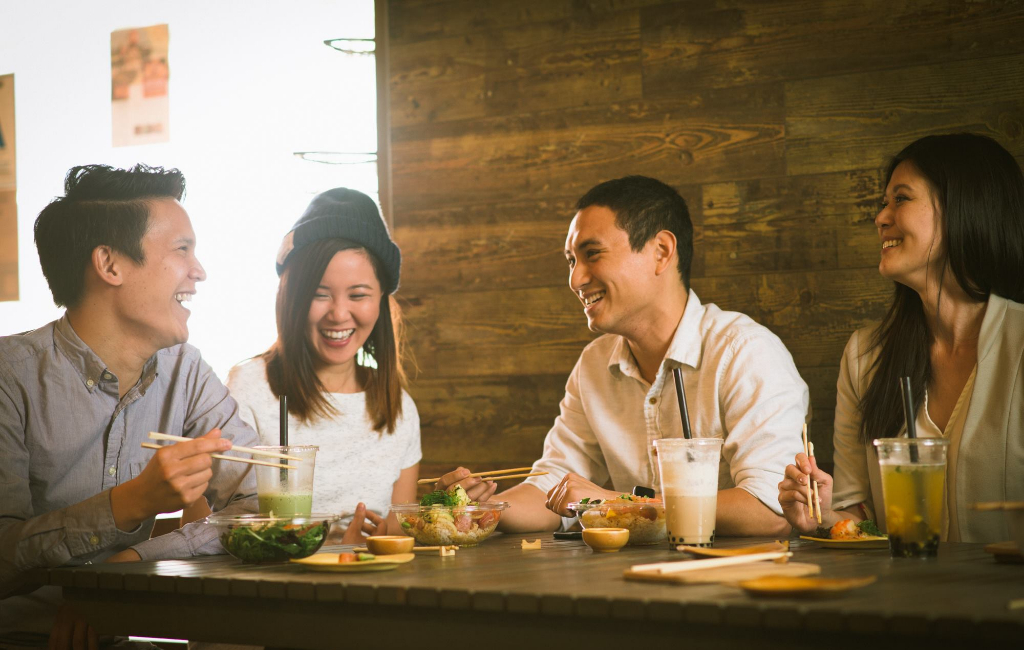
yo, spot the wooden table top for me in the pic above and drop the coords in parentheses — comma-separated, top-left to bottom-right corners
(29, 535, 1024, 649)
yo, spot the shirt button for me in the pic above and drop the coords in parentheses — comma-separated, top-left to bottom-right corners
(86, 379, 95, 387)
(649, 397, 658, 405)
(108, 467, 117, 476)
(89, 535, 100, 545)
(102, 372, 112, 380)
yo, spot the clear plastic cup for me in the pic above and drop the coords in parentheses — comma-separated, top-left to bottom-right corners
(254, 445, 318, 516)
(873, 438, 949, 558)
(654, 437, 723, 548)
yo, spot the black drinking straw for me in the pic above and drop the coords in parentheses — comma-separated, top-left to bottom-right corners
(672, 367, 693, 440)
(279, 394, 289, 483)
(279, 395, 288, 446)
(899, 376, 920, 463)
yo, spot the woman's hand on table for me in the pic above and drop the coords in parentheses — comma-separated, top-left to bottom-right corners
(331, 503, 387, 544)
(778, 452, 836, 534)
(435, 467, 497, 502)
(545, 473, 620, 517)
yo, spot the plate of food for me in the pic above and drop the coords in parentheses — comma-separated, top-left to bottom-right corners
(568, 495, 666, 545)
(290, 551, 415, 572)
(799, 519, 888, 549)
(392, 485, 508, 546)
(738, 575, 877, 597)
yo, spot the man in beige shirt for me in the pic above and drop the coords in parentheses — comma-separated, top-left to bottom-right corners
(437, 176, 808, 535)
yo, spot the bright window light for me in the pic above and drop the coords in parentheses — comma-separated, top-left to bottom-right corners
(0, 0, 378, 381)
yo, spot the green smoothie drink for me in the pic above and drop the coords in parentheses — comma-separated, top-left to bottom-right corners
(258, 493, 314, 517)
(254, 445, 318, 517)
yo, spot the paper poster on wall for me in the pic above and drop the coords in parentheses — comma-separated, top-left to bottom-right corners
(111, 24, 170, 147)
(0, 73, 17, 301)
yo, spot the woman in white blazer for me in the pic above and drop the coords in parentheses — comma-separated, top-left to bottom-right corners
(779, 133, 1024, 543)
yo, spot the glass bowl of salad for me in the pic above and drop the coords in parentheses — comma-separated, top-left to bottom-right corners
(568, 495, 666, 545)
(206, 513, 338, 563)
(392, 485, 508, 546)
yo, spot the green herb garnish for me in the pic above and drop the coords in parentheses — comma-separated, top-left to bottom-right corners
(420, 490, 460, 507)
(856, 519, 883, 537)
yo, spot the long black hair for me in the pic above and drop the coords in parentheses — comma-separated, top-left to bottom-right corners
(860, 133, 1024, 442)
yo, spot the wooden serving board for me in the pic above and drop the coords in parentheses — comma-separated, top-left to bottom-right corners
(983, 542, 1024, 564)
(624, 561, 820, 585)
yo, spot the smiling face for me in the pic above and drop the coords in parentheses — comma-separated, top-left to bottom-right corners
(114, 197, 206, 351)
(306, 249, 382, 378)
(875, 160, 945, 292)
(565, 205, 659, 335)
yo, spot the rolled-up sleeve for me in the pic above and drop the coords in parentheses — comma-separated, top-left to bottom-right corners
(524, 358, 609, 496)
(831, 331, 873, 514)
(131, 354, 258, 561)
(718, 332, 809, 515)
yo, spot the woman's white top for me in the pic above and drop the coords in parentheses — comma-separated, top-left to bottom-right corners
(226, 357, 421, 525)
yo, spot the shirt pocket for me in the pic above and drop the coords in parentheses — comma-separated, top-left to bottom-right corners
(129, 461, 147, 480)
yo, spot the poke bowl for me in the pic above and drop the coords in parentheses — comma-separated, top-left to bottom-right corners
(568, 495, 666, 545)
(206, 513, 338, 563)
(393, 496, 508, 546)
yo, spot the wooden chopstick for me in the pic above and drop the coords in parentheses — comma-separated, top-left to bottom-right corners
(353, 545, 459, 553)
(141, 442, 296, 470)
(630, 551, 793, 575)
(148, 431, 302, 461)
(483, 472, 547, 481)
(417, 466, 536, 485)
(809, 441, 822, 524)
(801, 425, 822, 524)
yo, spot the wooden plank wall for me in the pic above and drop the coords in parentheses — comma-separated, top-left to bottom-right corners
(386, 0, 1024, 487)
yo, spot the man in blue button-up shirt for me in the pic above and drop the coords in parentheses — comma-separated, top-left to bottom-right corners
(0, 164, 259, 645)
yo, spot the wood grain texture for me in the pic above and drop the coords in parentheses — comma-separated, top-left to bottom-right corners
(641, 0, 1024, 95)
(36, 541, 1024, 649)
(387, 0, 1024, 472)
(393, 183, 702, 293)
(786, 52, 1024, 175)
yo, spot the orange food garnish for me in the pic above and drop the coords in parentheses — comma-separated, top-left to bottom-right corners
(337, 552, 357, 563)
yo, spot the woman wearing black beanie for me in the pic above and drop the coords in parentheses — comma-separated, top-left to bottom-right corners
(227, 188, 420, 541)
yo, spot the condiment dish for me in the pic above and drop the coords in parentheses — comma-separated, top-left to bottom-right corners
(366, 535, 415, 555)
(582, 527, 629, 552)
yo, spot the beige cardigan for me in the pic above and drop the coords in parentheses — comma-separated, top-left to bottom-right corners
(831, 293, 1024, 543)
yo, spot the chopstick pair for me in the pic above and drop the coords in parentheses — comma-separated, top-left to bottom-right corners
(142, 432, 298, 470)
(417, 467, 548, 485)
(802, 424, 822, 525)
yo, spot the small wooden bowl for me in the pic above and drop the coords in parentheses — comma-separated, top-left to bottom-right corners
(583, 527, 629, 553)
(366, 535, 415, 555)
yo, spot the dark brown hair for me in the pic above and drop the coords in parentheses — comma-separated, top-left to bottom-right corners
(575, 175, 693, 288)
(860, 133, 1024, 442)
(34, 164, 185, 307)
(263, 238, 406, 433)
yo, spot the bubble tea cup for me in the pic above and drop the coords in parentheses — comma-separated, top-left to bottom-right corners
(254, 445, 318, 516)
(655, 437, 723, 548)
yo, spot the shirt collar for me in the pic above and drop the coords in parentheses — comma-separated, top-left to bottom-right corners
(53, 313, 159, 392)
(607, 288, 706, 376)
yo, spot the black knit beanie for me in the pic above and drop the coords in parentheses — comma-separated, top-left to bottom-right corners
(275, 188, 401, 294)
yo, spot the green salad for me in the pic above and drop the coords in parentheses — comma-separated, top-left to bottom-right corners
(222, 519, 329, 563)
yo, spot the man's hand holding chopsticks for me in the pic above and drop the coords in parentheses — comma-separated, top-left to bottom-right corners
(435, 467, 498, 503)
(109, 428, 232, 532)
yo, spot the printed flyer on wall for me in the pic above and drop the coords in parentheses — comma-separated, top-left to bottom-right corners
(111, 24, 170, 147)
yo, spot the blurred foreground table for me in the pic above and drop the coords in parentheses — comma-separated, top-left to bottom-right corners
(28, 536, 1024, 649)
